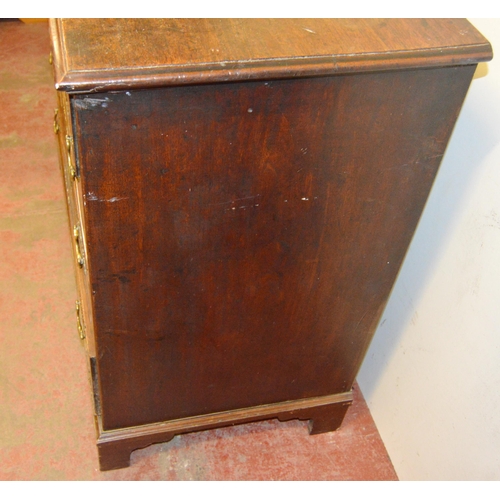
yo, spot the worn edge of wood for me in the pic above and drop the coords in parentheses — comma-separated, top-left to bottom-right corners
(55, 47, 493, 94)
(49, 18, 493, 93)
(49, 18, 68, 91)
(95, 391, 353, 445)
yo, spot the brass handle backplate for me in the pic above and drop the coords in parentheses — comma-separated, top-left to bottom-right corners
(73, 223, 85, 268)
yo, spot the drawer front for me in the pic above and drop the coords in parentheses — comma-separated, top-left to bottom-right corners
(73, 66, 475, 431)
(55, 92, 96, 357)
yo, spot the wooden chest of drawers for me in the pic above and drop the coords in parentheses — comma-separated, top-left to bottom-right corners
(49, 19, 492, 470)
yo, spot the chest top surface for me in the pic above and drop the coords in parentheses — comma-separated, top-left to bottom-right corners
(50, 18, 492, 93)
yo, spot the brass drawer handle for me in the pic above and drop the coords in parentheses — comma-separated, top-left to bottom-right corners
(76, 300, 85, 340)
(66, 135, 77, 180)
(73, 223, 85, 268)
(53, 108, 59, 134)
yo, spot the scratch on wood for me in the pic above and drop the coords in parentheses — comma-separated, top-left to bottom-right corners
(87, 192, 128, 202)
(211, 194, 261, 207)
(74, 97, 111, 109)
(306, 184, 330, 294)
(354, 310, 369, 332)
(103, 329, 166, 341)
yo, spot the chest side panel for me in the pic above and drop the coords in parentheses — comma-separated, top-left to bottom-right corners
(73, 66, 474, 430)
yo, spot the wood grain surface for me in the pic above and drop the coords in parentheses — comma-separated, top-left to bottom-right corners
(72, 65, 476, 430)
(50, 18, 492, 92)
